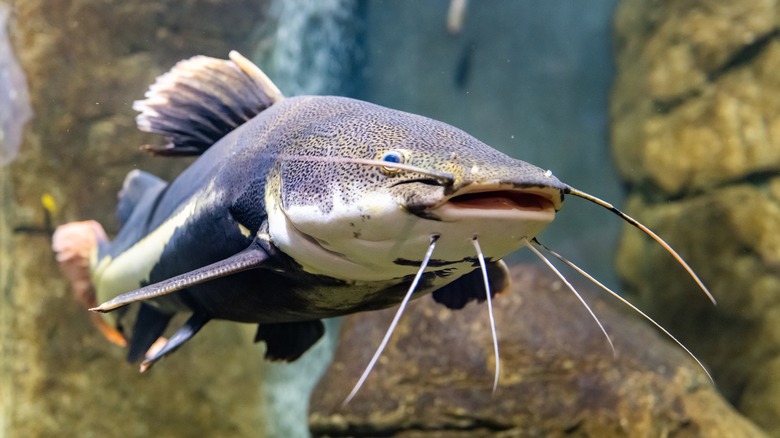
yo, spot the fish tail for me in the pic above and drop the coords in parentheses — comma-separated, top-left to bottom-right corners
(52, 220, 127, 347)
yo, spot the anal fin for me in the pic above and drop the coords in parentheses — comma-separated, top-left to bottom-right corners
(254, 320, 325, 362)
(140, 312, 210, 372)
(432, 260, 510, 309)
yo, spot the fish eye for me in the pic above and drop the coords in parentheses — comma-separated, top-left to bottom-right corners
(379, 150, 406, 175)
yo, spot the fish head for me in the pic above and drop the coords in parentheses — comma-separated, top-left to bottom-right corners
(267, 98, 565, 282)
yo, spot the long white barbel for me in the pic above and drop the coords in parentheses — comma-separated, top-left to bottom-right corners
(564, 185, 716, 305)
(472, 237, 501, 393)
(532, 239, 713, 382)
(342, 235, 439, 406)
(524, 239, 616, 356)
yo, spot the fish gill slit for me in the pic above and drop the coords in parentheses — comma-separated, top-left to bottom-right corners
(523, 239, 617, 357)
(342, 234, 440, 406)
(472, 236, 501, 394)
(564, 185, 716, 305)
(532, 239, 714, 383)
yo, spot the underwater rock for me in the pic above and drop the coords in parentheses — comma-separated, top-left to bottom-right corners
(0, 4, 31, 166)
(612, 0, 780, 196)
(310, 264, 765, 437)
(612, 0, 780, 434)
(616, 182, 780, 435)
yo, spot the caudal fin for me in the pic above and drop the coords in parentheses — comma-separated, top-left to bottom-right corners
(52, 221, 127, 347)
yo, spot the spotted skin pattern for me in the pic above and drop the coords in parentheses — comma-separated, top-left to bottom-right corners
(69, 53, 566, 366)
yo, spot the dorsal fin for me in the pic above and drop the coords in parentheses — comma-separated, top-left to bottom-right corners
(133, 51, 283, 156)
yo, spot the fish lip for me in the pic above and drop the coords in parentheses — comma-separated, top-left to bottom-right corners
(425, 183, 561, 221)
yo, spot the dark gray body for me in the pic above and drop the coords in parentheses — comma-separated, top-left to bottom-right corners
(90, 53, 566, 365)
(100, 96, 548, 324)
(80, 53, 712, 379)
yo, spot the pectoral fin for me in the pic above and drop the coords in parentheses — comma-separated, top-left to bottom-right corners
(91, 243, 270, 313)
(432, 260, 510, 309)
(254, 320, 325, 362)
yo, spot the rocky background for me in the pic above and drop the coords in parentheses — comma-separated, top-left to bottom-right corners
(1, 1, 273, 436)
(611, 0, 780, 434)
(310, 265, 764, 437)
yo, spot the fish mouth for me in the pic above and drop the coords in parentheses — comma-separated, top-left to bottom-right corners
(449, 190, 554, 210)
(430, 186, 559, 222)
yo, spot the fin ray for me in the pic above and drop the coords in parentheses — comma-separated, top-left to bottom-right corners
(140, 312, 210, 372)
(127, 304, 173, 363)
(133, 51, 283, 156)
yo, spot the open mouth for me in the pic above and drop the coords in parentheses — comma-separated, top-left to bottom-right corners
(431, 187, 558, 221)
(447, 190, 554, 211)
